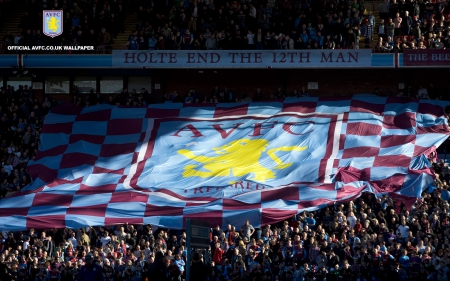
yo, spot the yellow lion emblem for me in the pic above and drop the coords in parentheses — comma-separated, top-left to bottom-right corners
(178, 139, 307, 182)
(46, 17, 60, 33)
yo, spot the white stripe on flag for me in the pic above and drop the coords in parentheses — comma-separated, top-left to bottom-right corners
(123, 119, 154, 189)
(324, 113, 343, 183)
(151, 192, 210, 204)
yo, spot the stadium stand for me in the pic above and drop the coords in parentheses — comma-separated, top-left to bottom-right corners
(0, 1, 449, 280)
(0, 81, 448, 280)
(1, 0, 449, 53)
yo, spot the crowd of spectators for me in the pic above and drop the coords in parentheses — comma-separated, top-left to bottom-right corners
(372, 4, 450, 53)
(0, 84, 42, 200)
(92, 84, 450, 107)
(123, 0, 450, 51)
(1, 186, 450, 280)
(373, 5, 450, 53)
(2, 0, 450, 53)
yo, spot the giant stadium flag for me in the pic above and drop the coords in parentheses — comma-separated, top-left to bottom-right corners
(0, 95, 449, 231)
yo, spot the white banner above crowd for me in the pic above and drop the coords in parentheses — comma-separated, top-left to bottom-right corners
(112, 50, 372, 69)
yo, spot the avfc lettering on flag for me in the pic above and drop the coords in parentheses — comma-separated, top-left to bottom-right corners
(43, 10, 63, 38)
(170, 120, 314, 184)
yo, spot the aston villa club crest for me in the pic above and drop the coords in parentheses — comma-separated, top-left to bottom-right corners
(43, 10, 63, 38)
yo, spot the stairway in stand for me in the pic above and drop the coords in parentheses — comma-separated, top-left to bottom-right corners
(359, 0, 384, 50)
(111, 12, 137, 50)
(0, 0, 25, 54)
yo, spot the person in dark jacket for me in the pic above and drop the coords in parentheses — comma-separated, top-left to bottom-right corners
(190, 252, 211, 281)
(78, 254, 105, 281)
(348, 28, 357, 49)
(402, 11, 413, 35)
(147, 251, 167, 281)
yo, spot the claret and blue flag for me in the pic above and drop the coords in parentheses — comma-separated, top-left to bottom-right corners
(0, 95, 449, 231)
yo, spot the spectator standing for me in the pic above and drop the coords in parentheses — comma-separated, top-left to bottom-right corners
(213, 242, 225, 267)
(394, 13, 403, 36)
(412, 23, 422, 42)
(348, 28, 357, 49)
(347, 212, 357, 228)
(255, 29, 264, 50)
(397, 220, 410, 242)
(68, 232, 78, 249)
(364, 21, 373, 48)
(390, 0, 400, 19)
(434, 0, 445, 22)
(403, 11, 413, 36)
(418, 85, 429, 99)
(97, 28, 111, 53)
(435, 38, 444, 49)
(80, 228, 90, 247)
(299, 87, 310, 97)
(246, 30, 255, 49)
(386, 18, 395, 40)
(367, 11, 376, 37)
(380, 0, 391, 20)
(240, 220, 255, 241)
(146, 252, 167, 281)
(147, 35, 156, 50)
(190, 252, 210, 281)
(100, 231, 111, 248)
(205, 33, 217, 50)
(126, 36, 139, 50)
(183, 30, 193, 50)
(378, 19, 386, 40)
(78, 254, 104, 281)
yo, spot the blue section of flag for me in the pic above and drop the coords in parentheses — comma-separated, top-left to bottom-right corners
(0, 96, 448, 231)
(139, 115, 330, 188)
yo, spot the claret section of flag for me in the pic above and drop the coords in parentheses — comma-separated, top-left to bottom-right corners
(0, 95, 448, 231)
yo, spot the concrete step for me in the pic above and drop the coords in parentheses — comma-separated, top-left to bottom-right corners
(0, 12, 26, 39)
(109, 12, 138, 49)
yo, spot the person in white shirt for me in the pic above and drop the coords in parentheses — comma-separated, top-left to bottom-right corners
(7, 145, 15, 155)
(417, 240, 427, 254)
(3, 161, 13, 175)
(418, 85, 429, 99)
(143, 242, 152, 258)
(249, 4, 257, 18)
(23, 236, 30, 251)
(347, 212, 357, 228)
(14, 33, 21, 46)
(397, 220, 410, 239)
(101, 231, 111, 248)
(192, 2, 198, 18)
(337, 211, 344, 223)
(246, 30, 255, 48)
(68, 232, 78, 249)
